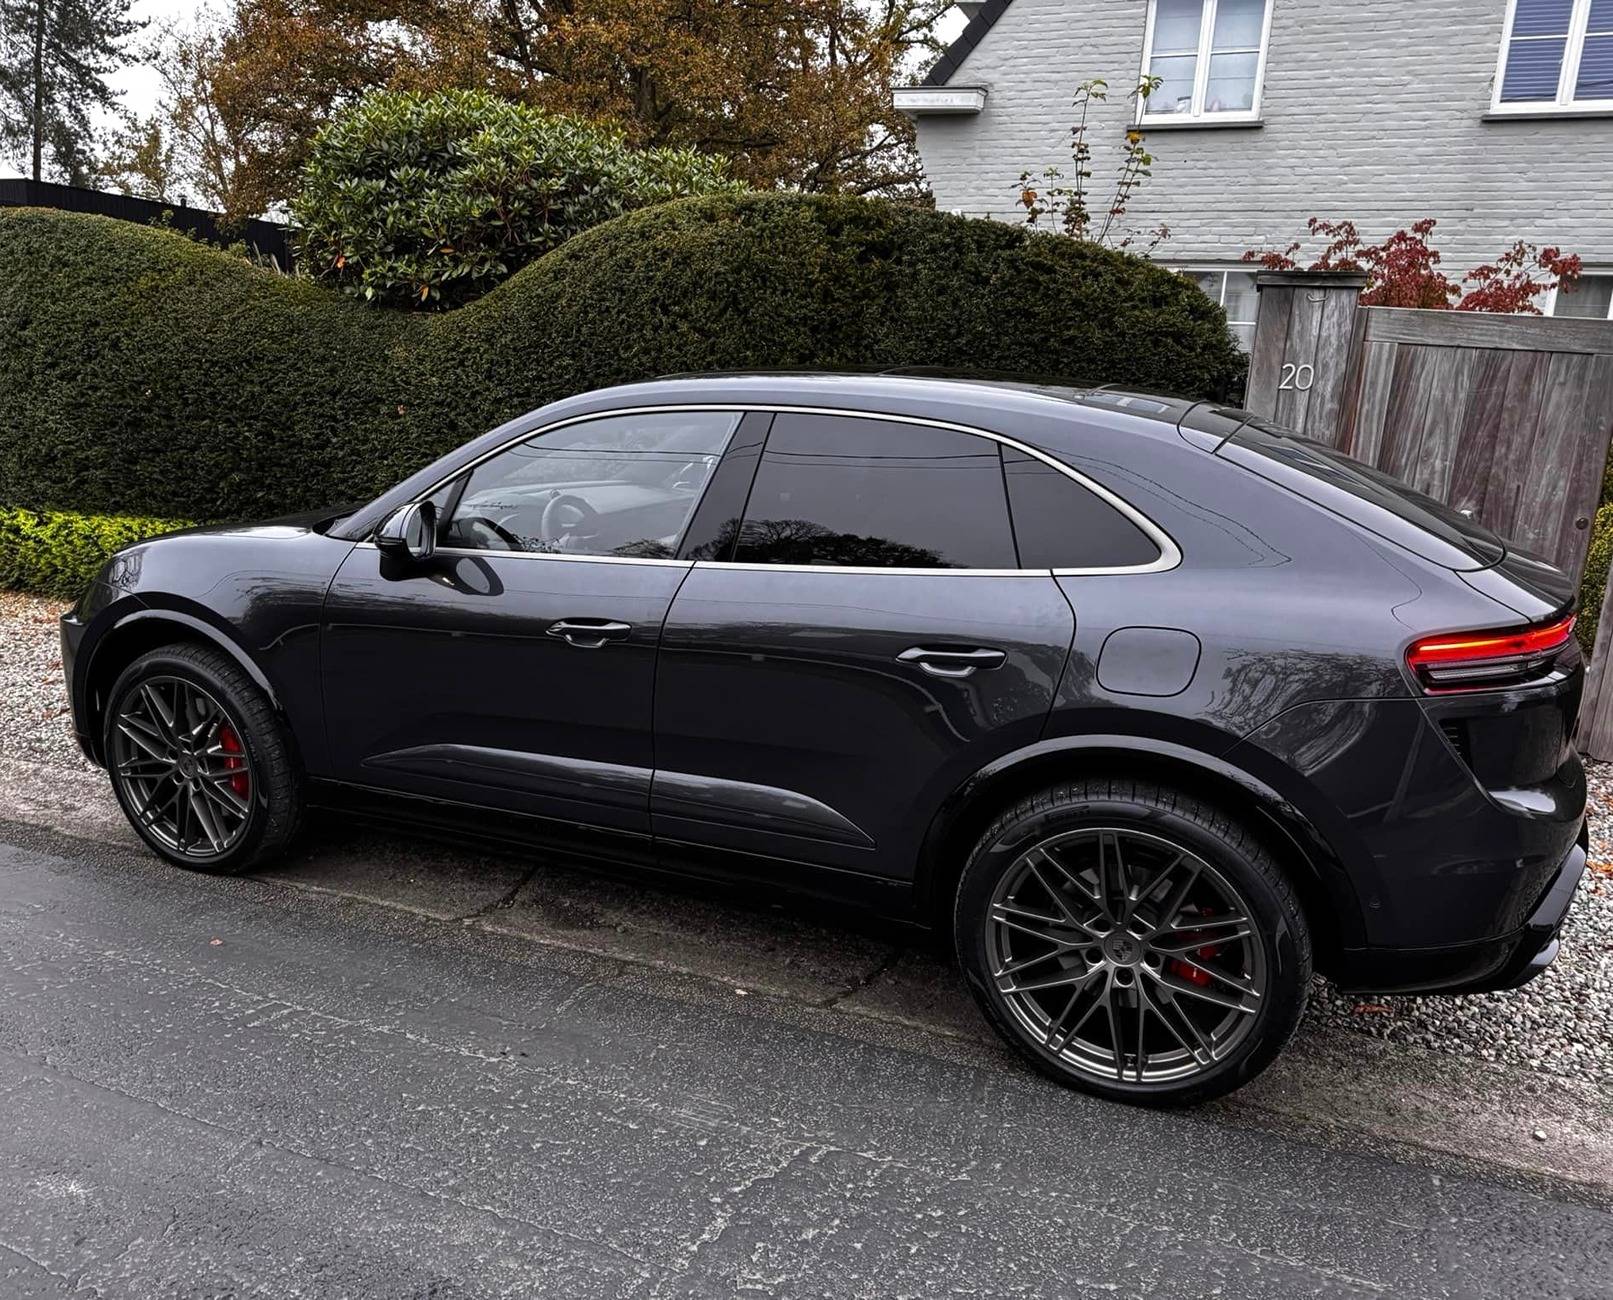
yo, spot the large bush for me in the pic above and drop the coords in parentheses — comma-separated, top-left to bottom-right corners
(0, 195, 1244, 523)
(293, 90, 744, 309)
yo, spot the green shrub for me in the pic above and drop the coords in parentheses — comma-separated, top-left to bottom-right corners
(293, 90, 744, 309)
(0, 507, 194, 599)
(1578, 501, 1613, 656)
(0, 197, 1245, 523)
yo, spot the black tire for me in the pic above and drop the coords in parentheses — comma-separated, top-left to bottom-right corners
(103, 643, 303, 874)
(955, 778, 1311, 1107)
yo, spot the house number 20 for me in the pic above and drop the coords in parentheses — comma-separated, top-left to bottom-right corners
(1279, 363, 1315, 392)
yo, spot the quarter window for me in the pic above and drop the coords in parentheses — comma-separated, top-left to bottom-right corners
(732, 414, 1018, 570)
(1141, 0, 1272, 123)
(1002, 450, 1163, 570)
(1494, 0, 1613, 111)
(443, 411, 739, 558)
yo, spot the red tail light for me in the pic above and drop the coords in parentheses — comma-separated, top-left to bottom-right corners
(1406, 615, 1576, 692)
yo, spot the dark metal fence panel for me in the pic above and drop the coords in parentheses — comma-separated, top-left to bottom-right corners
(0, 178, 293, 269)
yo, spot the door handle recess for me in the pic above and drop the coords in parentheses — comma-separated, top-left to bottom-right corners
(897, 646, 1008, 678)
(547, 619, 633, 649)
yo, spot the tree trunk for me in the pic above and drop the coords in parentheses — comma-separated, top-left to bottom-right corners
(31, 0, 46, 180)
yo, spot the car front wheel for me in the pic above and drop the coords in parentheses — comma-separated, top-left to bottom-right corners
(104, 643, 303, 873)
(955, 779, 1311, 1106)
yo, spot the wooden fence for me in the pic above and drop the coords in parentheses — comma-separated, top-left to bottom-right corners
(1246, 272, 1613, 753)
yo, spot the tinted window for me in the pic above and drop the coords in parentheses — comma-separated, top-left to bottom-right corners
(1226, 420, 1505, 568)
(733, 414, 1017, 569)
(1002, 449, 1161, 569)
(444, 411, 738, 558)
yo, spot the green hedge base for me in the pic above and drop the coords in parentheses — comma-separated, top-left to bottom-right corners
(0, 507, 194, 601)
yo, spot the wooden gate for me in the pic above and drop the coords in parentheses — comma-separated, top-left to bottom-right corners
(1245, 272, 1613, 753)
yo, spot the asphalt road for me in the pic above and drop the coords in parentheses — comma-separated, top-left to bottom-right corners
(2, 824, 1611, 1300)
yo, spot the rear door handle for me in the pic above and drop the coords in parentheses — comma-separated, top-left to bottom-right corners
(547, 618, 633, 648)
(897, 646, 1008, 678)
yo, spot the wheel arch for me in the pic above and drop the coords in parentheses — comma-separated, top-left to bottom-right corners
(914, 735, 1367, 973)
(81, 606, 283, 765)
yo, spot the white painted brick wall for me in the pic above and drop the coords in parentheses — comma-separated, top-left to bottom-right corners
(914, 0, 1613, 270)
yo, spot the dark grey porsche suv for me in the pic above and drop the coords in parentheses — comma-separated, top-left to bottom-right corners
(60, 373, 1588, 1104)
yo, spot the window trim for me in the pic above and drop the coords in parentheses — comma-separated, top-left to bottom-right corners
(1137, 0, 1275, 126)
(1166, 264, 1260, 349)
(1490, 0, 1613, 115)
(1545, 271, 1613, 319)
(384, 404, 1183, 578)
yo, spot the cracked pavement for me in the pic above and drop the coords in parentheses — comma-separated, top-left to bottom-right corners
(1, 819, 1612, 1298)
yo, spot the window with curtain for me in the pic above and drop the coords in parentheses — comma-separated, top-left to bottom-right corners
(1494, 0, 1613, 110)
(1141, 0, 1272, 122)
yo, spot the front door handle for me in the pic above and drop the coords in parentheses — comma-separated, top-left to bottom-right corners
(547, 618, 633, 649)
(897, 646, 1008, 679)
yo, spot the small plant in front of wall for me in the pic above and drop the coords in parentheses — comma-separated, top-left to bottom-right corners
(1015, 76, 1169, 254)
(1243, 217, 1582, 314)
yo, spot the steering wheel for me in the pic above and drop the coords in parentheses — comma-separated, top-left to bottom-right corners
(458, 515, 526, 552)
(667, 457, 714, 491)
(540, 493, 601, 545)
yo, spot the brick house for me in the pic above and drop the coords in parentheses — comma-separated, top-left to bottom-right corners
(898, 0, 1613, 347)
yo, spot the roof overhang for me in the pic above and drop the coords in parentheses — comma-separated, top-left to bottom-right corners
(893, 85, 988, 116)
(920, 0, 1013, 87)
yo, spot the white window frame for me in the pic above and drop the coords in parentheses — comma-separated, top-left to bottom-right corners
(1168, 265, 1261, 349)
(1490, 0, 1613, 115)
(1138, 0, 1275, 125)
(1546, 272, 1613, 319)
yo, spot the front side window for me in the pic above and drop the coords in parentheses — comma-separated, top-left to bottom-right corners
(1494, 0, 1613, 111)
(442, 411, 739, 558)
(1141, 0, 1272, 123)
(1551, 271, 1613, 318)
(732, 414, 1017, 569)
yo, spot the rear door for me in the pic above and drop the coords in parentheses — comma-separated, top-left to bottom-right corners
(651, 411, 1077, 881)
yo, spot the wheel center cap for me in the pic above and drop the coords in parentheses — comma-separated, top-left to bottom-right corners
(175, 754, 198, 780)
(1103, 934, 1142, 966)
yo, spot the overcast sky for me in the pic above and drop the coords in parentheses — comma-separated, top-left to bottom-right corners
(5, 0, 965, 182)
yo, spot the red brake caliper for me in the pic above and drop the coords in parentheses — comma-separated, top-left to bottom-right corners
(217, 724, 249, 797)
(1168, 906, 1221, 987)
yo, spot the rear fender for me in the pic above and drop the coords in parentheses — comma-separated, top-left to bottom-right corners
(915, 733, 1371, 962)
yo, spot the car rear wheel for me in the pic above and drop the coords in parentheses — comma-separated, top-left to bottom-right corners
(955, 779, 1310, 1106)
(104, 644, 302, 874)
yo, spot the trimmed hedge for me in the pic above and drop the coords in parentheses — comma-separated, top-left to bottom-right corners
(1579, 501, 1613, 656)
(0, 507, 194, 599)
(0, 195, 1245, 523)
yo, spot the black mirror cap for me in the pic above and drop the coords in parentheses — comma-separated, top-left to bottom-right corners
(375, 500, 437, 562)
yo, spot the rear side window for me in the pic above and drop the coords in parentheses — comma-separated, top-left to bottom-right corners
(1002, 448, 1162, 569)
(733, 413, 1017, 569)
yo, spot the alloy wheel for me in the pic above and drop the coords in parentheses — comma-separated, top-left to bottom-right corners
(110, 676, 255, 858)
(986, 827, 1268, 1085)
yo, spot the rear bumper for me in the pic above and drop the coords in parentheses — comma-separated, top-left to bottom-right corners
(1332, 824, 1587, 995)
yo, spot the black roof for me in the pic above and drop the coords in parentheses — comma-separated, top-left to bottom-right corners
(922, 0, 1014, 86)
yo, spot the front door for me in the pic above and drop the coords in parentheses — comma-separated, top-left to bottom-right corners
(321, 409, 744, 834)
(652, 412, 1077, 880)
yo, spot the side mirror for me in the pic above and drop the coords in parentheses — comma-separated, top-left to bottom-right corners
(375, 500, 437, 562)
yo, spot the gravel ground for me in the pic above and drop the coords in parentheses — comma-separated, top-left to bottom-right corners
(3, 590, 1610, 1087)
